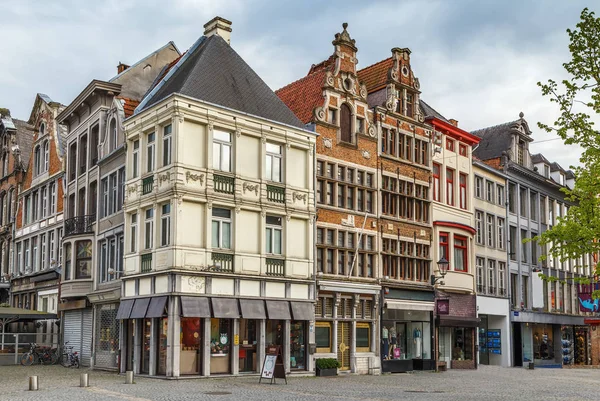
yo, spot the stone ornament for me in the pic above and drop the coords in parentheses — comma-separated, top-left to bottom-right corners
(185, 171, 204, 185)
(127, 185, 138, 196)
(159, 173, 170, 184)
(360, 84, 368, 100)
(243, 182, 259, 195)
(314, 106, 326, 122)
(325, 71, 335, 87)
(367, 123, 376, 138)
(292, 191, 307, 205)
(362, 150, 371, 159)
(323, 138, 333, 149)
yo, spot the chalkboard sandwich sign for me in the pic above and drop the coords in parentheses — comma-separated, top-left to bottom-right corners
(259, 346, 287, 384)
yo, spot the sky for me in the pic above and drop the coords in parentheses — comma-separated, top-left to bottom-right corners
(0, 0, 593, 169)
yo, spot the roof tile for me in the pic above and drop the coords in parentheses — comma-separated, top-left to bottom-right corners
(357, 58, 392, 92)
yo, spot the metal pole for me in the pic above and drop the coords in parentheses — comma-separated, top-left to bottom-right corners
(14, 333, 18, 365)
(28, 376, 39, 391)
(80, 373, 89, 387)
(125, 370, 134, 384)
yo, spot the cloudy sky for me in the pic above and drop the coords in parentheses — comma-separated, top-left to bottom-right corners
(0, 0, 592, 169)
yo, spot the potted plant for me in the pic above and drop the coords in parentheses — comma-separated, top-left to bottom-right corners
(316, 358, 340, 377)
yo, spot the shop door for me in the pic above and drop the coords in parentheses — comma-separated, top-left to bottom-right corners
(512, 322, 523, 367)
(337, 322, 350, 370)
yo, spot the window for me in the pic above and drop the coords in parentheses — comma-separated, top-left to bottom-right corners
(64, 243, 71, 281)
(475, 176, 483, 198)
(32, 237, 38, 272)
(454, 235, 467, 272)
(356, 323, 371, 352)
(405, 93, 414, 118)
(110, 118, 117, 152)
(146, 132, 155, 173)
(318, 229, 375, 278)
(328, 108, 337, 125)
(356, 117, 364, 134)
(488, 259, 496, 294)
(475, 211, 484, 244)
(433, 163, 441, 202)
(40, 187, 47, 218)
(497, 218, 505, 250)
(34, 145, 41, 176)
(522, 275, 529, 308)
(265, 215, 282, 254)
(90, 125, 99, 165)
(50, 183, 57, 215)
(315, 322, 332, 353)
(540, 196, 547, 224)
(446, 168, 454, 206)
(486, 181, 494, 203)
(132, 140, 140, 178)
(531, 236, 538, 266)
(530, 192, 538, 221)
(101, 178, 108, 218)
(486, 214, 494, 247)
(162, 124, 172, 166)
(509, 226, 517, 261)
(6, 189, 13, 223)
(544, 165, 550, 178)
(75, 240, 92, 279)
(144, 208, 154, 249)
(43, 140, 49, 172)
(130, 213, 137, 252)
(446, 138, 454, 152)
(439, 232, 449, 261)
(212, 208, 231, 249)
(496, 185, 505, 206)
(49, 231, 55, 265)
(459, 143, 467, 156)
(382, 238, 431, 282)
(79, 135, 87, 175)
(15, 242, 22, 274)
(340, 103, 352, 143)
(40, 234, 46, 271)
(498, 262, 506, 295)
(476, 257, 485, 293)
(519, 186, 528, 218)
(110, 172, 118, 215)
(459, 173, 467, 209)
(32, 191, 38, 222)
(521, 229, 528, 263)
(161, 203, 171, 246)
(69, 142, 77, 181)
(212, 130, 231, 172)
(266, 143, 282, 182)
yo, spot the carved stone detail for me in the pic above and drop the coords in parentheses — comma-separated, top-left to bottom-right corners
(314, 106, 326, 122)
(360, 83, 368, 100)
(235, 205, 241, 214)
(261, 136, 267, 144)
(127, 185, 138, 196)
(235, 128, 241, 138)
(185, 171, 204, 185)
(367, 123, 376, 138)
(292, 191, 307, 205)
(208, 122, 214, 134)
(323, 138, 333, 149)
(325, 71, 335, 87)
(261, 208, 267, 217)
(158, 173, 170, 184)
(362, 150, 371, 159)
(243, 182, 259, 195)
(207, 201, 213, 209)
(286, 214, 291, 222)
(309, 144, 314, 156)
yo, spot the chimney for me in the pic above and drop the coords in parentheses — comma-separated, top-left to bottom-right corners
(117, 62, 130, 74)
(203, 16, 232, 45)
(449, 119, 459, 127)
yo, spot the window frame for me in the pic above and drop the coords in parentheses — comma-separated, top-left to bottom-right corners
(445, 138, 455, 152)
(459, 173, 467, 209)
(433, 163, 441, 202)
(211, 208, 232, 249)
(146, 132, 155, 173)
(160, 203, 171, 247)
(144, 208, 154, 250)
(265, 215, 283, 255)
(446, 168, 454, 206)
(265, 142, 283, 183)
(212, 130, 232, 172)
(453, 235, 468, 272)
(162, 124, 172, 167)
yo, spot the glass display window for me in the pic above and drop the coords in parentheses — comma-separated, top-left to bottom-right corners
(180, 318, 201, 375)
(356, 322, 371, 352)
(158, 317, 168, 375)
(210, 318, 231, 374)
(239, 319, 257, 372)
(532, 324, 554, 364)
(382, 311, 431, 361)
(266, 320, 284, 346)
(141, 318, 152, 374)
(290, 321, 306, 370)
(451, 328, 473, 361)
(315, 321, 332, 353)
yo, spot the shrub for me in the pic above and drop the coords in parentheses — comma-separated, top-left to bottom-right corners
(316, 358, 340, 370)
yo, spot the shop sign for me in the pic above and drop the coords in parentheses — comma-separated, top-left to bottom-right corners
(436, 299, 449, 315)
(577, 283, 600, 313)
(233, 334, 239, 346)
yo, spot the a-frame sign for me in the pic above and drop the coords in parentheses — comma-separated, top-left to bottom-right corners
(259, 345, 287, 384)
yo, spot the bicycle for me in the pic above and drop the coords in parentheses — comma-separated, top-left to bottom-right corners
(20, 343, 59, 366)
(61, 342, 80, 368)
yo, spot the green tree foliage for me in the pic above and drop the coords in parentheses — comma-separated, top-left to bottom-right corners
(535, 8, 600, 294)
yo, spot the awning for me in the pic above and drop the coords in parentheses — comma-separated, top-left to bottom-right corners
(239, 299, 266, 319)
(211, 298, 240, 319)
(386, 299, 435, 312)
(265, 300, 291, 320)
(437, 315, 480, 328)
(181, 296, 211, 318)
(290, 302, 314, 321)
(0, 307, 57, 321)
(130, 298, 151, 319)
(30, 271, 60, 283)
(146, 296, 168, 318)
(116, 299, 135, 320)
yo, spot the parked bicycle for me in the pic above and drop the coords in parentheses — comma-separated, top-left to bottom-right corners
(61, 342, 80, 368)
(20, 343, 59, 366)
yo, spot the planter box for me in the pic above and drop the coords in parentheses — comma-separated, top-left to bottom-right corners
(316, 367, 338, 377)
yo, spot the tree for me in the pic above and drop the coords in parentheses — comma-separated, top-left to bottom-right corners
(535, 8, 600, 295)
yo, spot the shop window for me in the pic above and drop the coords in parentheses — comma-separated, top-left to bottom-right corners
(356, 323, 371, 352)
(315, 322, 332, 353)
(75, 240, 92, 279)
(290, 321, 306, 370)
(158, 317, 168, 375)
(453, 235, 467, 272)
(180, 318, 201, 375)
(239, 319, 257, 372)
(141, 318, 152, 374)
(533, 325, 554, 363)
(210, 318, 231, 374)
(452, 327, 474, 361)
(266, 320, 284, 347)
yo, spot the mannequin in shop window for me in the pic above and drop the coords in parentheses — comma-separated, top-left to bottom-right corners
(413, 327, 421, 358)
(389, 325, 399, 359)
(382, 326, 389, 359)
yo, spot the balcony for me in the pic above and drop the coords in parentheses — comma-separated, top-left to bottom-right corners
(438, 270, 475, 294)
(266, 185, 285, 203)
(214, 174, 235, 194)
(142, 176, 154, 195)
(64, 214, 96, 237)
(141, 253, 153, 273)
(211, 252, 234, 273)
(266, 258, 285, 277)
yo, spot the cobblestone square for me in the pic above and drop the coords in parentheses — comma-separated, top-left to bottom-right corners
(0, 366, 598, 401)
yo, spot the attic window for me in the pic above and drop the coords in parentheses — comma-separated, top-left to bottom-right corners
(544, 165, 550, 178)
(401, 66, 409, 77)
(517, 140, 525, 165)
(343, 78, 353, 91)
(328, 108, 337, 125)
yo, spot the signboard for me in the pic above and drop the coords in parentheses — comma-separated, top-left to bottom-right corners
(577, 283, 600, 313)
(260, 355, 277, 379)
(486, 329, 501, 355)
(259, 345, 287, 385)
(436, 299, 449, 315)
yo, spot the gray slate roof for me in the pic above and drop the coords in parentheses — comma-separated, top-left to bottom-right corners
(12, 118, 35, 169)
(138, 35, 304, 129)
(471, 120, 520, 161)
(420, 100, 449, 123)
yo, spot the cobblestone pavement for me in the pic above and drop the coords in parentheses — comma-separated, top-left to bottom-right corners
(0, 365, 598, 401)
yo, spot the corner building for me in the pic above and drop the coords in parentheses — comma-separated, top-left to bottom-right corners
(278, 24, 381, 374)
(119, 18, 317, 377)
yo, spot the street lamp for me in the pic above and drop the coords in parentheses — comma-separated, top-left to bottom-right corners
(430, 257, 449, 285)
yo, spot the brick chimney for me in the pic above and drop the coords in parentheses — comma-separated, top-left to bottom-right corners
(117, 62, 130, 74)
(204, 16, 232, 45)
(449, 119, 459, 127)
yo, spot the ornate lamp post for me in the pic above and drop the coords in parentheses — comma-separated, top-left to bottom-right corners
(430, 257, 449, 286)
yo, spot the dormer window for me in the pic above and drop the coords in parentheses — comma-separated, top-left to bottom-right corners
(406, 93, 414, 118)
(339, 103, 352, 144)
(544, 165, 550, 178)
(39, 123, 45, 137)
(517, 140, 525, 165)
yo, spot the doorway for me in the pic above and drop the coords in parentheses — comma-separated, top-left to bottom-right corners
(512, 322, 523, 367)
(337, 322, 350, 370)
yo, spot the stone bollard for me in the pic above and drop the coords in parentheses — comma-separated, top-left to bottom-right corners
(125, 371, 134, 384)
(28, 376, 39, 391)
(80, 373, 89, 387)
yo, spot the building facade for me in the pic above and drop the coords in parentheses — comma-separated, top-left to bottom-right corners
(57, 43, 180, 368)
(119, 18, 316, 378)
(473, 160, 510, 367)
(473, 113, 595, 367)
(11, 94, 64, 341)
(0, 109, 33, 305)
(427, 109, 480, 369)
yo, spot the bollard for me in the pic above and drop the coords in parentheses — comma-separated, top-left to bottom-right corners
(28, 376, 39, 391)
(125, 371, 134, 384)
(80, 373, 89, 387)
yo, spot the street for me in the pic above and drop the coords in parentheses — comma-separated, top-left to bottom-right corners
(0, 366, 597, 401)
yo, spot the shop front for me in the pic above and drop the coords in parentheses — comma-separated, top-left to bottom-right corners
(381, 288, 435, 373)
(117, 296, 313, 377)
(584, 318, 600, 366)
(476, 295, 510, 367)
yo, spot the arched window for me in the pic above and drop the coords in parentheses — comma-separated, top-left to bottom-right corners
(39, 123, 45, 137)
(7, 188, 13, 223)
(43, 140, 49, 172)
(110, 118, 117, 152)
(1, 153, 6, 177)
(340, 103, 353, 144)
(34, 145, 41, 176)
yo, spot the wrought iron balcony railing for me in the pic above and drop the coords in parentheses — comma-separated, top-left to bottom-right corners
(214, 174, 235, 194)
(142, 176, 154, 195)
(211, 252, 234, 272)
(64, 214, 96, 237)
(267, 185, 285, 203)
(141, 253, 153, 273)
(266, 258, 285, 277)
